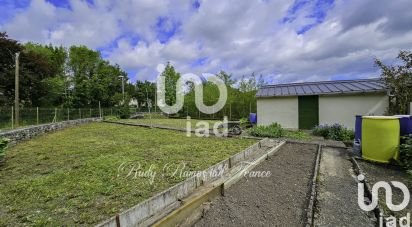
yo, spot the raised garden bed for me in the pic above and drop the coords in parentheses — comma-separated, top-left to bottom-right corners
(193, 143, 318, 226)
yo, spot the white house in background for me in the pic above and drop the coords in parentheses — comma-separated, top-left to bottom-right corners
(256, 78, 389, 130)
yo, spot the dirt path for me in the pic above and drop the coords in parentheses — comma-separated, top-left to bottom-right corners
(193, 143, 317, 227)
(314, 147, 376, 226)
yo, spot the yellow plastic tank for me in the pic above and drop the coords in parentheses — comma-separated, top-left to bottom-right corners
(362, 116, 400, 163)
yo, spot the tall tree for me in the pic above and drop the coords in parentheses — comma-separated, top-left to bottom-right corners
(0, 33, 58, 106)
(216, 70, 235, 87)
(68, 46, 101, 107)
(160, 62, 181, 106)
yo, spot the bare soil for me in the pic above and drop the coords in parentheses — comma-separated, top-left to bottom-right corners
(193, 143, 317, 227)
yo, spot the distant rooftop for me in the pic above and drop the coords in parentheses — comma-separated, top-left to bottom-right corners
(256, 78, 387, 97)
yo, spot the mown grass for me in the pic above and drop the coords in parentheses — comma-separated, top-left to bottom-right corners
(0, 122, 254, 226)
(284, 130, 314, 140)
(113, 118, 220, 129)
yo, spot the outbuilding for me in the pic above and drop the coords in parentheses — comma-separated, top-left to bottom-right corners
(256, 78, 389, 130)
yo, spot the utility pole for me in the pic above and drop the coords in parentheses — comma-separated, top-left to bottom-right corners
(14, 52, 20, 127)
(119, 76, 125, 104)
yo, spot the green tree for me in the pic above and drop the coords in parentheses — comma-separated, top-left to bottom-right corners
(135, 80, 156, 108)
(376, 50, 412, 114)
(160, 62, 180, 106)
(0, 33, 60, 107)
(216, 70, 235, 87)
(68, 46, 100, 107)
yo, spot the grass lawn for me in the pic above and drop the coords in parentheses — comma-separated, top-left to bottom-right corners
(0, 122, 255, 226)
(112, 118, 220, 129)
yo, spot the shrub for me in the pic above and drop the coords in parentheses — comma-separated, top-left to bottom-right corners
(239, 117, 249, 127)
(312, 124, 354, 141)
(0, 137, 10, 162)
(248, 123, 284, 138)
(104, 115, 119, 121)
(400, 137, 412, 172)
(118, 106, 130, 119)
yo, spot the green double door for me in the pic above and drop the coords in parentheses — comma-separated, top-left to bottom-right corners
(298, 96, 319, 130)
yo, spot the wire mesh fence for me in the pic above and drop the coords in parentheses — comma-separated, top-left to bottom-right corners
(0, 107, 100, 131)
(0, 102, 257, 131)
(0, 107, 126, 131)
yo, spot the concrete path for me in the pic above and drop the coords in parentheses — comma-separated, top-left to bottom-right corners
(314, 147, 376, 226)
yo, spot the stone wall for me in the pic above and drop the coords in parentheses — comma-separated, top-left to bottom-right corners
(0, 118, 101, 145)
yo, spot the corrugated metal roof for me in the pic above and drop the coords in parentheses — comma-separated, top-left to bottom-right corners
(256, 78, 387, 97)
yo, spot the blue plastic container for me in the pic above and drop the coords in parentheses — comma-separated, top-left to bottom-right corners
(249, 113, 257, 124)
(354, 115, 362, 141)
(394, 115, 412, 136)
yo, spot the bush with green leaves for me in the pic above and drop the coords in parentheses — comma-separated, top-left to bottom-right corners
(400, 137, 412, 172)
(118, 105, 131, 119)
(248, 123, 284, 138)
(104, 115, 119, 121)
(312, 124, 354, 141)
(0, 137, 10, 162)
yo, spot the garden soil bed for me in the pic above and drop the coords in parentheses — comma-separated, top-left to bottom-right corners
(358, 160, 412, 218)
(193, 143, 318, 227)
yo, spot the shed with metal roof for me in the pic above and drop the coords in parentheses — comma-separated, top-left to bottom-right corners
(256, 78, 389, 129)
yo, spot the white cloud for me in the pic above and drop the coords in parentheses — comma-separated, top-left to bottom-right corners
(1, 0, 412, 83)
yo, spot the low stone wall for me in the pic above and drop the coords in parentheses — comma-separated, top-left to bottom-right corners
(0, 118, 101, 145)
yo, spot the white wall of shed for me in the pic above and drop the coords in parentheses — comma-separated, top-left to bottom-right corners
(257, 97, 298, 128)
(319, 94, 388, 129)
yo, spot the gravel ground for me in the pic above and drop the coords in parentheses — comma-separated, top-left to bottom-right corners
(193, 143, 317, 227)
(314, 147, 376, 226)
(358, 160, 412, 218)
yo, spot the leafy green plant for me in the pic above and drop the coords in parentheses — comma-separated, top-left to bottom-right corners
(248, 123, 284, 138)
(399, 136, 412, 171)
(312, 124, 354, 141)
(239, 117, 249, 127)
(0, 137, 10, 162)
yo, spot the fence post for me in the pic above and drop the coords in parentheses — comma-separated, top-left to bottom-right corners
(230, 103, 232, 120)
(37, 107, 39, 125)
(79, 108, 81, 119)
(53, 108, 57, 123)
(11, 106, 14, 129)
(67, 108, 69, 121)
(89, 108, 92, 118)
(212, 106, 214, 119)
(111, 108, 113, 116)
(154, 91, 157, 113)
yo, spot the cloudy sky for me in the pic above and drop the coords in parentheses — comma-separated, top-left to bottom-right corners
(1, 0, 411, 84)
